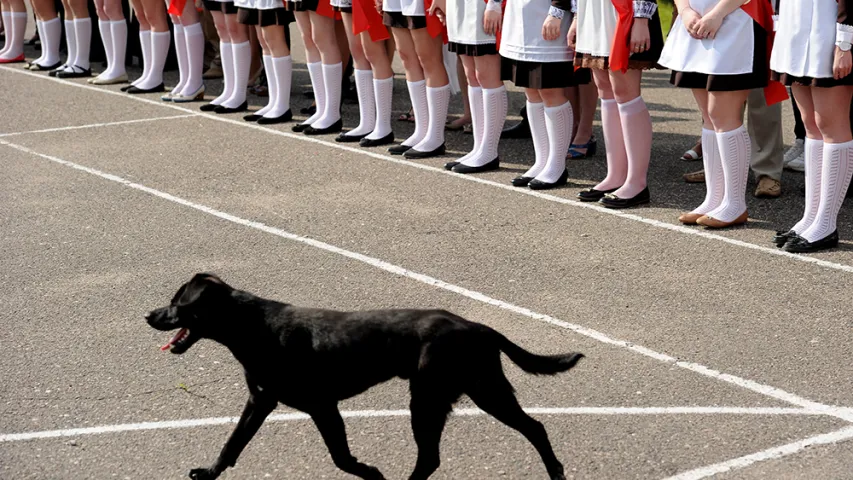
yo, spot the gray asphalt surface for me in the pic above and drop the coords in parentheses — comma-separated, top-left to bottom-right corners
(2, 32, 853, 480)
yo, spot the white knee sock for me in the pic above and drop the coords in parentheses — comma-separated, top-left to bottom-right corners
(171, 24, 187, 94)
(706, 126, 751, 222)
(521, 101, 549, 179)
(137, 30, 169, 88)
(0, 11, 26, 59)
(33, 20, 46, 64)
(312, 62, 343, 129)
(133, 30, 151, 86)
(463, 86, 506, 167)
(689, 128, 724, 216)
(534, 100, 573, 183)
(344, 68, 377, 137)
(791, 138, 824, 234)
(61, 19, 77, 70)
(365, 76, 393, 140)
(256, 55, 275, 116)
(402, 80, 428, 147)
(265, 55, 292, 118)
(456, 86, 483, 164)
(210, 41, 233, 105)
(801, 140, 853, 242)
(39, 17, 61, 66)
(412, 84, 450, 152)
(97, 20, 113, 76)
(302, 61, 326, 125)
(0, 12, 11, 56)
(107, 20, 127, 77)
(73, 18, 92, 70)
(223, 41, 249, 107)
(181, 22, 204, 95)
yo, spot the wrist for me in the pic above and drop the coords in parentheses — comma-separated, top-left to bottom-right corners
(547, 6, 565, 19)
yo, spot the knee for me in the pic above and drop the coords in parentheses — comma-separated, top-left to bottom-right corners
(311, 29, 334, 49)
(464, 70, 479, 87)
(104, 2, 123, 18)
(539, 89, 565, 105)
(363, 46, 385, 67)
(397, 48, 417, 69)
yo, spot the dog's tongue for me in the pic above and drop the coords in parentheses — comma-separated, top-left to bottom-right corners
(161, 328, 188, 351)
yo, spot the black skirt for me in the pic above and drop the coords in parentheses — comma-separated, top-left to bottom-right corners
(448, 42, 498, 57)
(383, 11, 426, 29)
(237, 7, 295, 26)
(203, 0, 238, 14)
(771, 71, 853, 88)
(333, 5, 352, 12)
(284, 0, 319, 12)
(670, 22, 768, 92)
(500, 57, 591, 89)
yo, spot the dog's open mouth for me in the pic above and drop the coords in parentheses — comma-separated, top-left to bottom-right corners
(161, 328, 193, 353)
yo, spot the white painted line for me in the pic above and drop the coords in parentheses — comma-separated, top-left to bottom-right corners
(662, 425, 853, 480)
(3, 66, 853, 276)
(0, 406, 825, 443)
(0, 114, 198, 137)
(3, 137, 851, 425)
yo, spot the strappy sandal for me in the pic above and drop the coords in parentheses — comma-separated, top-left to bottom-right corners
(567, 136, 598, 159)
(680, 141, 703, 161)
(397, 109, 414, 122)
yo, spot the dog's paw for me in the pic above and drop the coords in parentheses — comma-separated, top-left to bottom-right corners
(188, 467, 218, 480)
(364, 466, 386, 480)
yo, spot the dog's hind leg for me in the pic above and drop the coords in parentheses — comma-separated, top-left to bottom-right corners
(466, 374, 566, 480)
(407, 384, 454, 480)
(310, 406, 386, 480)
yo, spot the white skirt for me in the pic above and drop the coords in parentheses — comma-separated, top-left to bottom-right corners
(658, 0, 754, 75)
(770, 1, 835, 80)
(575, 0, 616, 57)
(330, 0, 351, 7)
(383, 0, 424, 15)
(499, 0, 572, 63)
(447, 0, 492, 45)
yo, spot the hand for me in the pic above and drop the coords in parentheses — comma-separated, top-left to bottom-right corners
(189, 468, 219, 480)
(835, 47, 853, 80)
(694, 10, 724, 39)
(680, 7, 703, 39)
(428, 0, 446, 20)
(542, 15, 562, 41)
(629, 18, 650, 55)
(375, 0, 383, 14)
(567, 17, 577, 48)
(484, 8, 502, 36)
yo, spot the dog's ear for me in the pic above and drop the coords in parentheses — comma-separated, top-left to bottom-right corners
(192, 273, 226, 285)
(174, 274, 228, 307)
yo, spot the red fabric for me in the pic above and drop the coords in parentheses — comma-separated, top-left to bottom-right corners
(608, 0, 633, 73)
(423, 0, 447, 42)
(316, 0, 342, 19)
(167, 0, 187, 16)
(481, 0, 506, 49)
(741, 0, 788, 105)
(353, 0, 391, 40)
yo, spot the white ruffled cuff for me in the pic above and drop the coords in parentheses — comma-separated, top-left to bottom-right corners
(571, 0, 577, 13)
(548, 6, 565, 19)
(633, 0, 657, 19)
(485, 0, 501, 12)
(837, 23, 853, 46)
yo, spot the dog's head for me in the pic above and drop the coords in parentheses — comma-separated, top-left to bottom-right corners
(145, 273, 233, 354)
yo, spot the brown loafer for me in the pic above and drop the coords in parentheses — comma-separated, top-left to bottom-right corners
(696, 211, 749, 229)
(684, 169, 705, 183)
(678, 212, 705, 225)
(755, 176, 782, 198)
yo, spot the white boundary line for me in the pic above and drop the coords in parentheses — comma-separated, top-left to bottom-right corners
(0, 114, 198, 138)
(3, 138, 852, 428)
(663, 425, 853, 480)
(2, 66, 853, 276)
(0, 407, 828, 443)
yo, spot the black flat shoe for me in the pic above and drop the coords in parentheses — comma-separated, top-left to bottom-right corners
(120, 84, 135, 92)
(48, 64, 68, 77)
(577, 187, 618, 202)
(214, 101, 248, 114)
(598, 187, 650, 209)
(783, 231, 839, 253)
(501, 106, 531, 139)
(126, 83, 165, 94)
(303, 119, 343, 135)
(243, 113, 262, 122)
(300, 104, 316, 115)
(31, 61, 61, 71)
(511, 176, 534, 187)
(292, 122, 311, 132)
(257, 109, 292, 125)
(403, 143, 446, 159)
(773, 229, 797, 248)
(444, 161, 459, 171)
(200, 102, 220, 112)
(388, 144, 412, 155)
(56, 66, 91, 79)
(359, 132, 395, 148)
(335, 131, 368, 143)
(528, 169, 569, 190)
(452, 158, 500, 174)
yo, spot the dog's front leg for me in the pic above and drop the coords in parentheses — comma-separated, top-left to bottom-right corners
(311, 406, 387, 480)
(189, 392, 277, 480)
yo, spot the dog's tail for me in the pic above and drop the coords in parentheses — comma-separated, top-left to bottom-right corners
(498, 334, 584, 375)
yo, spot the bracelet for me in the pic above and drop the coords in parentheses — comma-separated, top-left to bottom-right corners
(548, 6, 565, 19)
(633, 0, 657, 19)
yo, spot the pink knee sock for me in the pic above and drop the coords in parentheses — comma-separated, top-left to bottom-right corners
(612, 96, 651, 198)
(594, 99, 628, 191)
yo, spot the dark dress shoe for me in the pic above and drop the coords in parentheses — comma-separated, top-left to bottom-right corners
(292, 122, 311, 132)
(528, 169, 569, 190)
(126, 83, 165, 94)
(773, 230, 797, 248)
(577, 187, 618, 202)
(300, 104, 316, 115)
(444, 161, 459, 171)
(598, 187, 651, 209)
(303, 119, 343, 135)
(336, 131, 368, 143)
(49, 64, 68, 77)
(243, 113, 263, 122)
(32, 61, 61, 71)
(404, 143, 446, 159)
(214, 101, 248, 114)
(200, 102, 220, 112)
(452, 158, 500, 174)
(784, 231, 839, 253)
(511, 176, 534, 187)
(56, 66, 91, 79)
(359, 132, 395, 147)
(388, 144, 412, 155)
(501, 106, 531, 139)
(257, 109, 293, 125)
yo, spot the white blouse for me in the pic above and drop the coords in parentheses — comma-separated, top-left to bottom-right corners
(770, 1, 842, 79)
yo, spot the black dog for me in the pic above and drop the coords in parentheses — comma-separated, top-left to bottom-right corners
(146, 273, 583, 480)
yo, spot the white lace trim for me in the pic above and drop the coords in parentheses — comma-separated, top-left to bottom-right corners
(837, 23, 853, 46)
(633, 0, 657, 19)
(548, 6, 565, 19)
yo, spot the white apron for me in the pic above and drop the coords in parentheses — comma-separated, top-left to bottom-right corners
(330, 0, 351, 8)
(658, 0, 754, 75)
(447, 0, 493, 45)
(575, 0, 617, 57)
(383, 0, 424, 15)
(770, 1, 836, 79)
(499, 0, 572, 63)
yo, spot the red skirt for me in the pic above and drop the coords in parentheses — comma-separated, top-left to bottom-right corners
(352, 0, 390, 41)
